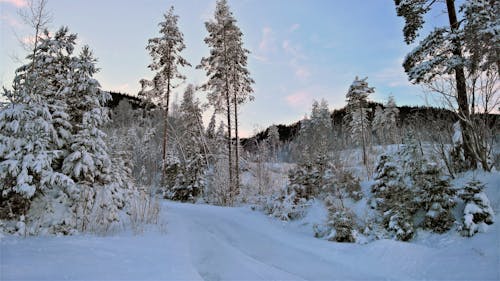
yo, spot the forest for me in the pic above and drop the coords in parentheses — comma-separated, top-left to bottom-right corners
(0, 0, 499, 280)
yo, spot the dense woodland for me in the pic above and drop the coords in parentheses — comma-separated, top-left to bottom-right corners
(0, 0, 498, 244)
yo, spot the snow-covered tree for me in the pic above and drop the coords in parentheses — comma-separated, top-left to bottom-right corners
(459, 179, 494, 237)
(372, 105, 384, 144)
(1, 25, 133, 235)
(323, 195, 357, 243)
(345, 76, 374, 166)
(198, 0, 254, 202)
(139, 6, 190, 183)
(0, 28, 75, 224)
(296, 99, 333, 163)
(383, 96, 400, 144)
(267, 124, 280, 161)
(166, 85, 207, 202)
(418, 163, 456, 233)
(371, 153, 416, 241)
(394, 0, 499, 169)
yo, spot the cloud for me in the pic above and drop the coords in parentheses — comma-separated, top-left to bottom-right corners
(285, 90, 312, 108)
(282, 40, 306, 60)
(0, 14, 22, 28)
(0, 0, 27, 7)
(282, 40, 310, 81)
(289, 23, 300, 33)
(258, 27, 276, 53)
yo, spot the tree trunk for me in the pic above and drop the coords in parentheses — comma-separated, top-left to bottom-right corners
(222, 22, 234, 204)
(162, 75, 171, 186)
(359, 102, 367, 166)
(446, 0, 476, 169)
(233, 97, 240, 196)
(225, 88, 233, 203)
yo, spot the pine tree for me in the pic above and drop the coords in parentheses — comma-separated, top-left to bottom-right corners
(139, 6, 190, 184)
(198, 0, 254, 204)
(345, 76, 374, 166)
(394, 0, 498, 169)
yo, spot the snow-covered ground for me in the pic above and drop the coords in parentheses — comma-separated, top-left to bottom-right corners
(2, 196, 499, 281)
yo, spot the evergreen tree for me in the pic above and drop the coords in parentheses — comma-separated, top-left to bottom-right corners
(371, 153, 416, 241)
(383, 96, 400, 144)
(139, 6, 190, 184)
(460, 179, 494, 236)
(323, 195, 356, 243)
(419, 163, 456, 233)
(167, 85, 207, 202)
(296, 99, 332, 163)
(372, 105, 384, 144)
(394, 0, 499, 169)
(0, 28, 75, 223)
(345, 76, 374, 166)
(198, 0, 254, 203)
(267, 124, 280, 161)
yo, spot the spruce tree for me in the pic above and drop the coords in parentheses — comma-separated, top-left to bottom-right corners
(460, 179, 494, 236)
(419, 163, 456, 233)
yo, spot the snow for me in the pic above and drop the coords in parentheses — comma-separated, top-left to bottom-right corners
(2, 198, 500, 280)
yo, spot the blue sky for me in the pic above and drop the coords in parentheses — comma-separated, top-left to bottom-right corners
(0, 0, 451, 137)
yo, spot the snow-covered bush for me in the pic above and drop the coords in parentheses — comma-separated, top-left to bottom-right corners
(204, 157, 231, 206)
(459, 179, 494, 237)
(128, 186, 160, 235)
(418, 163, 456, 233)
(321, 195, 357, 242)
(263, 189, 310, 221)
(334, 169, 363, 201)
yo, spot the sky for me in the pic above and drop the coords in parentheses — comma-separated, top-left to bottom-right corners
(0, 0, 452, 137)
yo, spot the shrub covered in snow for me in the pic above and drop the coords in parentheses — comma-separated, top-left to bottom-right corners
(418, 163, 456, 233)
(321, 195, 357, 243)
(459, 179, 494, 237)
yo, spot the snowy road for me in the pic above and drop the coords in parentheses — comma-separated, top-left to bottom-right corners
(1, 200, 499, 280)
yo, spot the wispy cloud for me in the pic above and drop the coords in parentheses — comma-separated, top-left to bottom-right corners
(282, 40, 310, 81)
(0, 14, 22, 28)
(258, 27, 276, 52)
(289, 23, 300, 33)
(0, 0, 27, 7)
(282, 40, 306, 60)
(285, 90, 312, 108)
